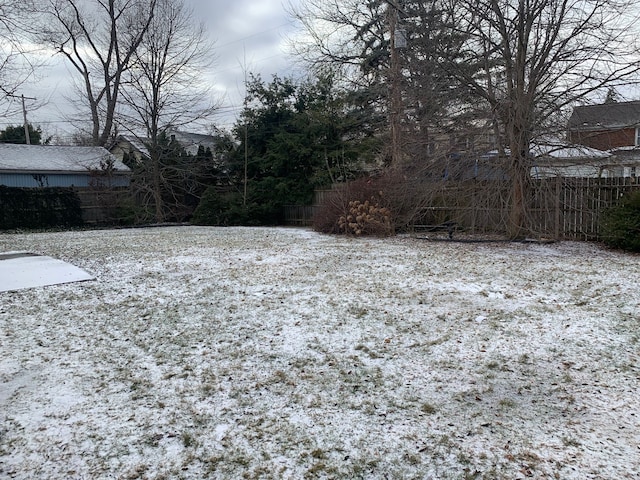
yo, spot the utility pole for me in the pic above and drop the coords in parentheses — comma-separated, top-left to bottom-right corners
(21, 95, 33, 145)
(242, 47, 249, 207)
(388, 1, 405, 167)
(8, 93, 36, 144)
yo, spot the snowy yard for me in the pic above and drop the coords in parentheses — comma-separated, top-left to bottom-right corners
(0, 226, 639, 479)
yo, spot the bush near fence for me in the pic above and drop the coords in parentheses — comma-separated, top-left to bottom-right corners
(0, 186, 83, 229)
(599, 190, 640, 251)
(75, 189, 133, 225)
(0, 186, 135, 229)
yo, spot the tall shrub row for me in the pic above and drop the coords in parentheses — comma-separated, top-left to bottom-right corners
(0, 186, 83, 229)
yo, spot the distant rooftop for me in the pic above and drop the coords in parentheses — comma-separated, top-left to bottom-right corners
(169, 130, 216, 155)
(114, 130, 217, 158)
(568, 101, 640, 131)
(0, 144, 129, 173)
(482, 140, 611, 160)
(530, 141, 611, 160)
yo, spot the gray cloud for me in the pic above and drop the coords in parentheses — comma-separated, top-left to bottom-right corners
(193, 0, 302, 126)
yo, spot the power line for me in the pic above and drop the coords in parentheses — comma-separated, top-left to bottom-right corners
(211, 21, 295, 51)
(0, 21, 301, 132)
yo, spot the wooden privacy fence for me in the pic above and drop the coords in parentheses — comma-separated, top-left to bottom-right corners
(283, 189, 333, 226)
(283, 205, 315, 226)
(76, 188, 131, 224)
(530, 177, 638, 239)
(286, 179, 640, 239)
(413, 177, 640, 239)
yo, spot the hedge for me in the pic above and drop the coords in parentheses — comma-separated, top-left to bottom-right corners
(0, 186, 83, 229)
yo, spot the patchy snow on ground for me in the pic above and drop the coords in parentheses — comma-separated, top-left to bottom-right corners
(0, 226, 639, 479)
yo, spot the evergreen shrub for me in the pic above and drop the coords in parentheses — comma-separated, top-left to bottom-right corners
(0, 186, 83, 229)
(192, 188, 249, 226)
(600, 190, 640, 252)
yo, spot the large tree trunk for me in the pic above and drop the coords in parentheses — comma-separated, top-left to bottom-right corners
(151, 151, 164, 223)
(508, 158, 529, 240)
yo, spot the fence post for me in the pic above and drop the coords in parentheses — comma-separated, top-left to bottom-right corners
(554, 176, 561, 240)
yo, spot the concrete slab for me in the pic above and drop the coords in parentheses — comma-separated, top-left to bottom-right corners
(0, 252, 95, 293)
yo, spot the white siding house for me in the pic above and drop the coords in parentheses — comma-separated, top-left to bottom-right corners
(529, 142, 615, 179)
(109, 131, 217, 163)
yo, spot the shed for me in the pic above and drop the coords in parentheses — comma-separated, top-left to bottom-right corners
(0, 144, 131, 188)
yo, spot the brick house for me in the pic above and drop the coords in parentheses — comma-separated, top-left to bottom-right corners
(567, 101, 640, 178)
(568, 101, 640, 150)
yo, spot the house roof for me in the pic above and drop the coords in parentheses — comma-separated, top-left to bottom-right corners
(530, 142, 611, 160)
(170, 130, 216, 155)
(114, 135, 151, 159)
(113, 130, 216, 158)
(0, 144, 130, 174)
(568, 101, 640, 131)
(482, 141, 611, 161)
(606, 145, 640, 162)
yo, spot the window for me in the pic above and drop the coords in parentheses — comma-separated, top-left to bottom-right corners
(635, 127, 640, 146)
(611, 166, 624, 177)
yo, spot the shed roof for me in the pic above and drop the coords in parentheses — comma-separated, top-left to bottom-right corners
(0, 144, 130, 174)
(568, 101, 640, 131)
(530, 142, 611, 160)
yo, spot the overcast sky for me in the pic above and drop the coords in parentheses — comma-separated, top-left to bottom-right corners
(186, 0, 304, 126)
(2, 0, 305, 139)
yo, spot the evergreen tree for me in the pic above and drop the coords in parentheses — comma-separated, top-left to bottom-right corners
(0, 124, 45, 144)
(194, 73, 380, 225)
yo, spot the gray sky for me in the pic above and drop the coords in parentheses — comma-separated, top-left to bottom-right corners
(2, 0, 304, 139)
(187, 0, 303, 125)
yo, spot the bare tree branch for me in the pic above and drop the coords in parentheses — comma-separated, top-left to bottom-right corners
(0, 0, 40, 107)
(439, 0, 640, 238)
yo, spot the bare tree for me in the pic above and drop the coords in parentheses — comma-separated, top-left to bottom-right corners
(292, 2, 483, 163)
(40, 0, 156, 146)
(120, 0, 217, 222)
(441, 0, 640, 238)
(291, 0, 640, 238)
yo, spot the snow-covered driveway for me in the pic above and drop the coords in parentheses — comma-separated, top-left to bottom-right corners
(1, 226, 638, 479)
